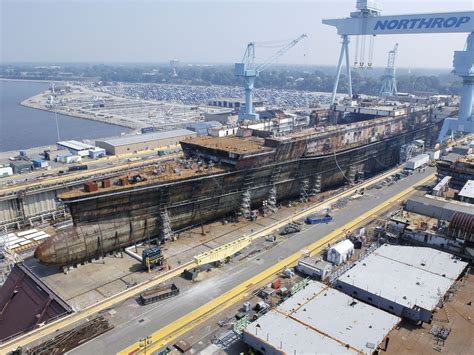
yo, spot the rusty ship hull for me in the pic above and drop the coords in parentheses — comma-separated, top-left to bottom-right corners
(35, 111, 444, 266)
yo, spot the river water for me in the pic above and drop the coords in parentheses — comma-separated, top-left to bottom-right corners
(0, 80, 130, 152)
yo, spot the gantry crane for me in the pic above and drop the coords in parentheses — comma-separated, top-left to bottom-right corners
(322, 0, 473, 142)
(235, 34, 307, 121)
(380, 43, 399, 97)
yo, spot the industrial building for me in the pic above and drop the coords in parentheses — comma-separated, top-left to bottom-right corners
(243, 281, 400, 355)
(56, 140, 95, 157)
(204, 111, 238, 125)
(335, 245, 468, 323)
(388, 210, 474, 261)
(186, 121, 222, 136)
(458, 180, 474, 204)
(404, 194, 473, 220)
(10, 161, 33, 174)
(207, 97, 263, 110)
(95, 129, 196, 155)
(436, 157, 474, 190)
(296, 256, 332, 280)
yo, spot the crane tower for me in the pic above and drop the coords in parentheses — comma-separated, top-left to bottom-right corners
(379, 43, 399, 97)
(322, 0, 474, 142)
(235, 34, 307, 122)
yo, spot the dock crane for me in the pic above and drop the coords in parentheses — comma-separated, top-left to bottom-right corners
(323, 0, 474, 142)
(379, 43, 399, 97)
(235, 34, 307, 122)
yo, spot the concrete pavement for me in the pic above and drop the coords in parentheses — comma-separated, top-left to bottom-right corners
(69, 167, 435, 355)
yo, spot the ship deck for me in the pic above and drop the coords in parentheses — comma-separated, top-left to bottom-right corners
(59, 160, 226, 199)
(182, 136, 268, 154)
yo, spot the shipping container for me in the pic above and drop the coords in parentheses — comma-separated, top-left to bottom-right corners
(141, 127, 156, 134)
(306, 214, 333, 224)
(101, 179, 111, 188)
(89, 148, 106, 159)
(405, 154, 430, 170)
(0, 166, 13, 177)
(32, 159, 49, 168)
(84, 182, 99, 192)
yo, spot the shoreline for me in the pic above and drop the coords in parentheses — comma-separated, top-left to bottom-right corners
(20, 90, 142, 130)
(0, 78, 61, 83)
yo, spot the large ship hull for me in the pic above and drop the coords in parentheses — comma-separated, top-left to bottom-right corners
(35, 121, 441, 266)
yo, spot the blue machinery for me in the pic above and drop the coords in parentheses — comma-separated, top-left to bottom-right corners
(235, 34, 307, 122)
(323, 0, 474, 142)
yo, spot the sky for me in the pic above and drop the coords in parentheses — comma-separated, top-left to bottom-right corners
(0, 0, 472, 68)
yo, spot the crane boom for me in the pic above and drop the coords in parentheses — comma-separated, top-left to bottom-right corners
(256, 34, 308, 73)
(235, 34, 307, 122)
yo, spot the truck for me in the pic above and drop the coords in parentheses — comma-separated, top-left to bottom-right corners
(139, 284, 179, 305)
(405, 154, 430, 170)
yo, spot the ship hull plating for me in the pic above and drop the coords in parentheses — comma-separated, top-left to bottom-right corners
(35, 123, 439, 266)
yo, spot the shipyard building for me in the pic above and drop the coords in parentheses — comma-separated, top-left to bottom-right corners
(95, 129, 196, 155)
(334, 245, 468, 323)
(243, 281, 400, 355)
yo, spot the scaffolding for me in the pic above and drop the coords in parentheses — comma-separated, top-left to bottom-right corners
(160, 207, 172, 241)
(0, 226, 23, 286)
(310, 174, 322, 196)
(266, 185, 278, 213)
(300, 179, 310, 203)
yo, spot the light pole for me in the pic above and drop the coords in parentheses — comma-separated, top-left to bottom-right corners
(138, 336, 152, 355)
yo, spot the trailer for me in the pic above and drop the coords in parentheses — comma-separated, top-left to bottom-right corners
(405, 154, 430, 170)
(306, 214, 333, 224)
(68, 165, 88, 172)
(139, 284, 179, 305)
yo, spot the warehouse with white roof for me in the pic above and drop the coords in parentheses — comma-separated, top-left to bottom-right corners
(243, 281, 400, 355)
(335, 244, 468, 323)
(95, 129, 196, 155)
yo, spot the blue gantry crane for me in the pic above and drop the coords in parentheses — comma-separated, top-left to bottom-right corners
(235, 34, 307, 122)
(322, 0, 474, 142)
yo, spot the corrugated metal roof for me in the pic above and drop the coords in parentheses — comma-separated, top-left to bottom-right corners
(97, 129, 196, 147)
(57, 140, 94, 151)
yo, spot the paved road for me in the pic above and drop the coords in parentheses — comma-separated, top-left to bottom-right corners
(69, 167, 434, 355)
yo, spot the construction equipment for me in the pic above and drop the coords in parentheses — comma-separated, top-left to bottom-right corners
(323, 0, 473, 106)
(380, 43, 399, 97)
(235, 34, 307, 121)
(437, 32, 474, 142)
(142, 246, 164, 272)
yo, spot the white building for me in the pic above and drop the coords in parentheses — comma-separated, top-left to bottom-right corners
(0, 165, 13, 178)
(243, 281, 400, 355)
(335, 244, 468, 323)
(458, 180, 474, 204)
(57, 140, 95, 157)
(297, 256, 332, 280)
(327, 239, 354, 265)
